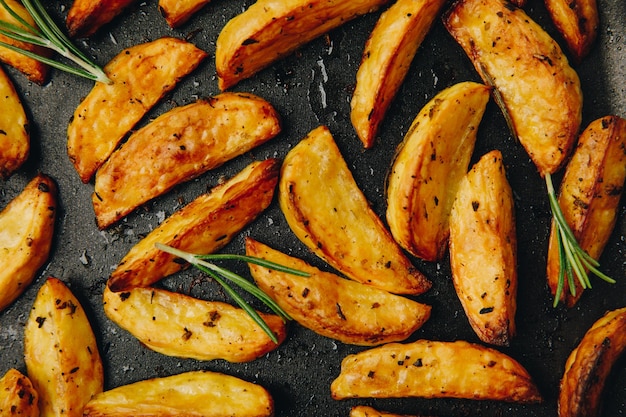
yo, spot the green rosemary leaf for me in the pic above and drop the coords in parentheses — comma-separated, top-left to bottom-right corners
(196, 253, 310, 277)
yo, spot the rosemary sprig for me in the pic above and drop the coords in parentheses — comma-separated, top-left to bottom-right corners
(0, 0, 110, 83)
(155, 243, 310, 343)
(545, 173, 615, 307)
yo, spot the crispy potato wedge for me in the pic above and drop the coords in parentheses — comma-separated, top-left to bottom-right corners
(67, 37, 208, 183)
(0, 174, 56, 312)
(108, 159, 280, 292)
(279, 125, 431, 295)
(246, 238, 431, 346)
(0, 0, 50, 84)
(331, 339, 542, 403)
(545, 0, 598, 63)
(547, 115, 626, 307)
(0, 65, 29, 179)
(386, 81, 490, 262)
(558, 306, 626, 417)
(102, 285, 286, 362)
(24, 277, 104, 417)
(351, 0, 446, 148)
(443, 0, 582, 176)
(159, 0, 210, 28)
(215, 0, 390, 90)
(66, 0, 139, 38)
(449, 150, 517, 346)
(0, 368, 39, 417)
(84, 370, 273, 417)
(93, 92, 281, 229)
(350, 406, 421, 417)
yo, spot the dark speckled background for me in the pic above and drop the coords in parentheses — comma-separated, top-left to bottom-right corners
(1, 0, 625, 416)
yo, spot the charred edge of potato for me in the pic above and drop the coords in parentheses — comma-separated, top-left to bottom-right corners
(0, 65, 29, 179)
(158, 0, 211, 28)
(66, 0, 139, 38)
(544, 0, 599, 63)
(0, 369, 39, 417)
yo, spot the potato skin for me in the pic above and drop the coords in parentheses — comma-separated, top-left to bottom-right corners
(215, 0, 390, 90)
(108, 159, 280, 292)
(279, 125, 431, 295)
(547, 116, 626, 306)
(0, 65, 29, 179)
(0, 174, 57, 312)
(351, 0, 446, 148)
(545, 0, 598, 63)
(102, 285, 286, 362)
(444, 0, 582, 176)
(386, 81, 490, 262)
(0, 369, 39, 417)
(246, 238, 431, 346)
(158, 0, 210, 28)
(24, 277, 104, 417)
(93, 92, 281, 229)
(66, 0, 139, 38)
(67, 37, 208, 183)
(559, 307, 626, 417)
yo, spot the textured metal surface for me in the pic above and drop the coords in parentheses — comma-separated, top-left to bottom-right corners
(0, 0, 625, 416)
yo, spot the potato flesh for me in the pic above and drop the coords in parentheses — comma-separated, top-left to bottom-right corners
(386, 81, 490, 262)
(279, 125, 431, 295)
(93, 92, 281, 229)
(351, 0, 446, 148)
(545, 0, 598, 62)
(246, 238, 431, 346)
(331, 339, 541, 403)
(66, 0, 139, 38)
(444, 0, 582, 175)
(102, 285, 286, 362)
(0, 369, 39, 417)
(24, 277, 104, 417)
(158, 0, 210, 28)
(67, 37, 208, 183)
(0, 66, 29, 179)
(0, 174, 56, 312)
(215, 0, 390, 90)
(108, 159, 280, 292)
(547, 115, 626, 306)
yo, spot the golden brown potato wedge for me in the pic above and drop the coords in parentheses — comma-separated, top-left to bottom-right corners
(449, 150, 517, 346)
(108, 159, 280, 292)
(215, 0, 390, 90)
(350, 406, 434, 417)
(331, 339, 542, 403)
(558, 306, 626, 417)
(0, 65, 29, 179)
(245, 238, 431, 346)
(93, 92, 281, 229)
(351, 0, 446, 148)
(66, 0, 139, 38)
(0, 0, 50, 84)
(545, 0, 598, 63)
(102, 285, 286, 362)
(158, 0, 210, 28)
(386, 81, 490, 262)
(547, 115, 626, 307)
(84, 370, 273, 417)
(0, 368, 39, 417)
(24, 277, 104, 417)
(443, 0, 582, 176)
(67, 37, 208, 183)
(0, 174, 56, 312)
(279, 125, 431, 295)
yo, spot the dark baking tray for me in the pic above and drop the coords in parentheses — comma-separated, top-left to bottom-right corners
(1, 0, 625, 416)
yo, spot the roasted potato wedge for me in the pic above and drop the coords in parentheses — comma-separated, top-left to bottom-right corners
(351, 0, 446, 148)
(0, 65, 29, 179)
(159, 0, 210, 28)
(558, 306, 626, 417)
(350, 406, 427, 417)
(103, 285, 286, 362)
(449, 150, 517, 346)
(279, 125, 431, 295)
(444, 0, 582, 176)
(386, 81, 490, 262)
(66, 0, 139, 38)
(215, 0, 390, 90)
(331, 339, 542, 403)
(0, 0, 50, 84)
(108, 159, 279, 292)
(0, 174, 56, 312)
(83, 370, 273, 417)
(246, 238, 431, 346)
(67, 37, 208, 183)
(0, 368, 39, 417)
(545, 0, 598, 63)
(93, 92, 281, 229)
(24, 277, 104, 417)
(547, 115, 626, 306)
